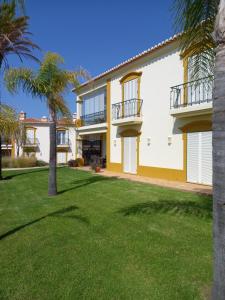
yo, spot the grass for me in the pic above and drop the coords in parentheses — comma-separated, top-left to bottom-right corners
(0, 167, 212, 300)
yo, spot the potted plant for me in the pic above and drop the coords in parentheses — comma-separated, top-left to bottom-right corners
(90, 156, 101, 173)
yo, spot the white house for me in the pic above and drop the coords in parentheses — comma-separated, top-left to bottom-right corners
(2, 111, 77, 164)
(74, 33, 213, 185)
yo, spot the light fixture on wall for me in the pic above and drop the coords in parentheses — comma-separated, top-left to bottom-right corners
(168, 136, 172, 146)
(114, 139, 117, 147)
(147, 138, 151, 146)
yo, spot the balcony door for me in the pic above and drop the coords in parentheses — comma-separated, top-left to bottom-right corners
(123, 136, 137, 174)
(123, 78, 138, 117)
(187, 56, 213, 105)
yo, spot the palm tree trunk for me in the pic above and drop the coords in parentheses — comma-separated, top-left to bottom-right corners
(212, 44, 225, 299)
(0, 135, 2, 180)
(0, 58, 2, 180)
(212, 2, 225, 298)
(48, 107, 57, 196)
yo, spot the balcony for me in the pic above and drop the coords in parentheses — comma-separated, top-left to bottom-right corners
(170, 76, 213, 118)
(23, 138, 39, 149)
(81, 110, 106, 126)
(77, 110, 107, 136)
(57, 137, 70, 149)
(1, 138, 12, 149)
(112, 98, 143, 126)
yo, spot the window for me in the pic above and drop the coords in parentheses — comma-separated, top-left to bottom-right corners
(26, 128, 36, 144)
(57, 130, 67, 145)
(82, 88, 106, 116)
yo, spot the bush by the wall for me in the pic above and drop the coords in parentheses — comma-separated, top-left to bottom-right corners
(68, 158, 84, 168)
(36, 160, 48, 167)
(2, 156, 48, 168)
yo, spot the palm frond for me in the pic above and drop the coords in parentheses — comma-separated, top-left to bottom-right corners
(173, 0, 219, 79)
(4, 67, 44, 98)
(0, 1, 39, 70)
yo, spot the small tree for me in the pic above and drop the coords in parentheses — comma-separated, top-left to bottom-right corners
(0, 0, 39, 179)
(14, 122, 25, 156)
(5, 52, 89, 196)
(0, 103, 19, 178)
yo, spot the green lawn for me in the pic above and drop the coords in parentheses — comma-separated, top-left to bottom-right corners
(0, 167, 212, 300)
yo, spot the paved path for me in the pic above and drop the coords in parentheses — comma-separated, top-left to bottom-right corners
(77, 167, 212, 196)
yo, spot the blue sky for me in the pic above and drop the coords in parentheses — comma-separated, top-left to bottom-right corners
(2, 0, 174, 118)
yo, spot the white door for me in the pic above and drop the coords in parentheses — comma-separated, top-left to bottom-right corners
(57, 152, 67, 164)
(187, 131, 212, 185)
(123, 137, 137, 174)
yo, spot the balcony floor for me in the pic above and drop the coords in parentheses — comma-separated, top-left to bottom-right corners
(77, 122, 108, 136)
(112, 116, 142, 126)
(170, 102, 212, 118)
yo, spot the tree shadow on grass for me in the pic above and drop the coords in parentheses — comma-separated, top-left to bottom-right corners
(0, 205, 89, 241)
(58, 175, 117, 195)
(118, 197, 212, 219)
(2, 167, 49, 180)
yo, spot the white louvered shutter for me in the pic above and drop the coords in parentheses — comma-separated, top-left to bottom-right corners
(187, 131, 212, 185)
(187, 132, 199, 183)
(201, 131, 212, 185)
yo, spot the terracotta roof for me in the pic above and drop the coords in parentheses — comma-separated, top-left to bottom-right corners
(21, 118, 75, 126)
(74, 33, 181, 92)
(22, 118, 44, 123)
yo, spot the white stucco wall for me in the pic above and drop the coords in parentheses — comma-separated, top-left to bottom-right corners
(17, 123, 76, 163)
(110, 45, 184, 170)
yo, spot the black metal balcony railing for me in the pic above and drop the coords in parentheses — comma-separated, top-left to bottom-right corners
(112, 98, 143, 120)
(57, 137, 70, 146)
(24, 138, 39, 146)
(2, 138, 11, 145)
(170, 76, 214, 109)
(80, 110, 106, 126)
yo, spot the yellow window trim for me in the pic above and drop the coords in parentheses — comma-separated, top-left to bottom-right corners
(120, 72, 142, 84)
(25, 126, 37, 140)
(57, 127, 68, 131)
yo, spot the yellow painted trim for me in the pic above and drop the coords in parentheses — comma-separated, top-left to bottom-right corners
(181, 120, 212, 133)
(183, 133, 187, 182)
(106, 79, 123, 171)
(57, 127, 67, 131)
(120, 72, 141, 173)
(120, 72, 142, 84)
(11, 138, 15, 158)
(25, 126, 37, 141)
(183, 57, 188, 105)
(180, 120, 212, 182)
(106, 79, 111, 169)
(107, 162, 123, 173)
(120, 129, 141, 137)
(137, 165, 186, 182)
(121, 71, 142, 117)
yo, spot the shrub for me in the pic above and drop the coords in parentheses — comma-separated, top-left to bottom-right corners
(68, 158, 84, 168)
(90, 156, 101, 171)
(2, 156, 40, 168)
(68, 160, 78, 167)
(36, 160, 48, 167)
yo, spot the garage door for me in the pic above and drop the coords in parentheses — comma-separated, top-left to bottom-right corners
(57, 152, 67, 164)
(187, 131, 212, 185)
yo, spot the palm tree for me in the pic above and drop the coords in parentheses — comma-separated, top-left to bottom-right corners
(174, 0, 225, 298)
(0, 103, 19, 179)
(5, 52, 88, 196)
(1, 0, 25, 13)
(0, 0, 39, 180)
